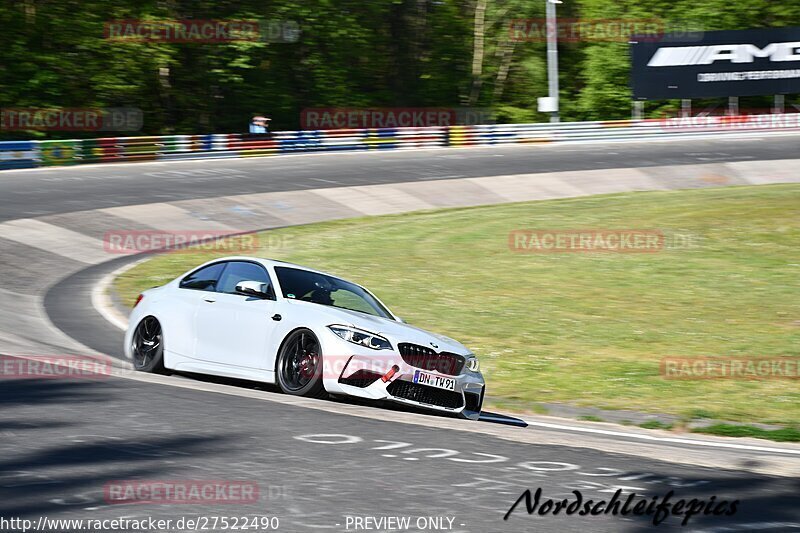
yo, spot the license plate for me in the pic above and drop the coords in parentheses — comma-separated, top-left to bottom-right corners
(413, 370, 456, 391)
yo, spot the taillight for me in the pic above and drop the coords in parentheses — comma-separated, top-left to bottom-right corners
(134, 294, 144, 308)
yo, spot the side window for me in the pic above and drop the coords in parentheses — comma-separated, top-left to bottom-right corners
(216, 261, 273, 297)
(179, 262, 226, 292)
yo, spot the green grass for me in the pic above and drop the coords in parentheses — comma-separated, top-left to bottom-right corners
(578, 415, 605, 423)
(692, 424, 800, 442)
(116, 184, 800, 428)
(638, 420, 674, 431)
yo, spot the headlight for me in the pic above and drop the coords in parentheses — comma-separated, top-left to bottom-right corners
(466, 356, 480, 372)
(328, 325, 392, 350)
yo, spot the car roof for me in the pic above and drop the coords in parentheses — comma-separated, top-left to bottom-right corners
(202, 255, 337, 279)
(189, 255, 395, 318)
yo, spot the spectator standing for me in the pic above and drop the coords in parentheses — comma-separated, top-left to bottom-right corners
(249, 115, 271, 134)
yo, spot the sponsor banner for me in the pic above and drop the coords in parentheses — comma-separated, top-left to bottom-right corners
(0, 354, 112, 380)
(103, 230, 270, 254)
(510, 18, 664, 43)
(1, 108, 142, 132)
(104, 20, 299, 43)
(104, 480, 259, 504)
(508, 229, 667, 253)
(661, 357, 800, 380)
(631, 26, 800, 99)
(300, 108, 495, 130)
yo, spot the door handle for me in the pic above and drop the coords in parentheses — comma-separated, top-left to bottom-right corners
(271, 314, 282, 321)
(203, 297, 216, 303)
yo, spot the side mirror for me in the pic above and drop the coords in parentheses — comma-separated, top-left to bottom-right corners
(235, 280, 273, 299)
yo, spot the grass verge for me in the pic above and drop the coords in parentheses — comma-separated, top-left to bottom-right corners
(692, 424, 800, 442)
(639, 421, 674, 431)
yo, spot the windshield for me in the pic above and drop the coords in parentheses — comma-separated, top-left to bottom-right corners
(274, 267, 393, 319)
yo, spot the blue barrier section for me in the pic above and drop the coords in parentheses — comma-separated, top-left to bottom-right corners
(276, 131, 324, 152)
(0, 140, 39, 169)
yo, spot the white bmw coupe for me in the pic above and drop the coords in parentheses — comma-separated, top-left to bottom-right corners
(124, 256, 485, 419)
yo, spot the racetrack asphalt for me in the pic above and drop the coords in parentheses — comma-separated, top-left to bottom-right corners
(1, 134, 799, 222)
(3, 136, 800, 532)
(2, 371, 799, 532)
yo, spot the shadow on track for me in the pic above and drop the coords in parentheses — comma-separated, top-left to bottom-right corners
(166, 371, 527, 426)
(0, 376, 240, 519)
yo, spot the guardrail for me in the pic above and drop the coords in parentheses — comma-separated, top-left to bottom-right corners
(2, 114, 799, 170)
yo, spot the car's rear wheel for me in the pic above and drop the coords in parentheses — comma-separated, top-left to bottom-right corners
(276, 329, 326, 398)
(131, 316, 165, 373)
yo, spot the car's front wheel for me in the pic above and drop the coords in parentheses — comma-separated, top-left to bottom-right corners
(131, 316, 165, 373)
(276, 329, 326, 398)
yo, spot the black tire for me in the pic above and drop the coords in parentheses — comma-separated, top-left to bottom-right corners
(275, 329, 326, 398)
(131, 316, 166, 374)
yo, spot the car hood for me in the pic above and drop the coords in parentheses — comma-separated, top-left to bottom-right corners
(285, 300, 470, 355)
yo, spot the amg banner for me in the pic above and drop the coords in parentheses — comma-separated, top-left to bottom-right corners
(631, 26, 800, 99)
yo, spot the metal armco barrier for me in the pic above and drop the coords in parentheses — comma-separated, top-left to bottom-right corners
(2, 114, 799, 170)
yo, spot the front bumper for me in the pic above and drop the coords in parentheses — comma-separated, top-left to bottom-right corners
(324, 352, 486, 420)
